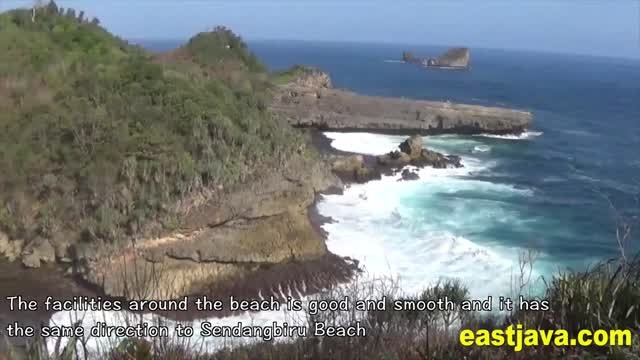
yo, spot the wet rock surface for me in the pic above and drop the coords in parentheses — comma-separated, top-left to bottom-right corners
(399, 169, 420, 181)
(329, 134, 463, 184)
(378, 134, 462, 171)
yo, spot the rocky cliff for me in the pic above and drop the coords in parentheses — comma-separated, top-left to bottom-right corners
(272, 68, 532, 135)
(0, 6, 530, 303)
(0, 7, 362, 302)
(1, 150, 358, 302)
(71, 154, 351, 300)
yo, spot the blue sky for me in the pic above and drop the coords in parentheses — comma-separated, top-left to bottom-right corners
(2, 0, 639, 59)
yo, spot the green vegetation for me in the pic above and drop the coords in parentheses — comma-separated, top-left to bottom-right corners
(6, 258, 638, 359)
(271, 65, 320, 85)
(205, 260, 639, 359)
(0, 2, 305, 246)
(183, 26, 266, 74)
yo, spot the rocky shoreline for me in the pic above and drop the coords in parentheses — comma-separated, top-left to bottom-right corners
(0, 67, 533, 339)
(271, 68, 532, 135)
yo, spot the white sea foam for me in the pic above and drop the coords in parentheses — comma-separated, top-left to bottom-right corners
(472, 144, 491, 153)
(473, 130, 543, 140)
(49, 305, 304, 354)
(324, 132, 409, 155)
(324, 132, 497, 158)
(48, 131, 548, 354)
(316, 149, 537, 299)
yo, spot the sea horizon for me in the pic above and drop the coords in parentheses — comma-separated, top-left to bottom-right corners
(135, 37, 640, 63)
(135, 37, 640, 296)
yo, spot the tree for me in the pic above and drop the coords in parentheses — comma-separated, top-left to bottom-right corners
(31, 0, 45, 22)
(45, 0, 58, 15)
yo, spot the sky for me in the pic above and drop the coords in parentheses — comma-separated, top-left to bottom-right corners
(1, 0, 639, 59)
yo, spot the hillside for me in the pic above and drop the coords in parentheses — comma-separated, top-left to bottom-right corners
(0, 2, 529, 301)
(0, 3, 310, 265)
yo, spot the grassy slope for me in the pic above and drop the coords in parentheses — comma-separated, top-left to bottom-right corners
(0, 4, 305, 246)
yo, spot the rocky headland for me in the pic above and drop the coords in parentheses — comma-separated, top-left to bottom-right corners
(271, 67, 531, 134)
(0, 5, 533, 313)
(72, 154, 356, 301)
(74, 64, 529, 302)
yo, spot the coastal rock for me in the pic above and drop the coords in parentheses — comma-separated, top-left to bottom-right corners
(413, 149, 462, 169)
(403, 47, 470, 69)
(400, 169, 420, 181)
(0, 231, 9, 255)
(431, 47, 470, 68)
(331, 154, 381, 183)
(78, 154, 350, 300)
(378, 136, 462, 170)
(21, 238, 55, 268)
(293, 67, 332, 89)
(377, 150, 412, 167)
(402, 52, 416, 63)
(353, 166, 381, 183)
(399, 135, 423, 158)
(0, 232, 24, 262)
(272, 70, 532, 135)
(332, 154, 365, 173)
(327, 135, 461, 187)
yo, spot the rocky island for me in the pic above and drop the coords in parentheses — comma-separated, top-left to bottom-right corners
(403, 47, 471, 70)
(0, 3, 532, 307)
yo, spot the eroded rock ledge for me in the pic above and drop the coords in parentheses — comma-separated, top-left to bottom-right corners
(69, 155, 356, 300)
(330, 134, 461, 184)
(271, 68, 532, 135)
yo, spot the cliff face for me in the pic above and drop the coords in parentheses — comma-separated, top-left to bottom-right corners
(272, 70, 532, 135)
(1, 143, 354, 302)
(0, 8, 357, 302)
(76, 154, 346, 300)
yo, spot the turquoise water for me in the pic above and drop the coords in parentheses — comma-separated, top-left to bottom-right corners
(249, 40, 640, 297)
(143, 39, 639, 297)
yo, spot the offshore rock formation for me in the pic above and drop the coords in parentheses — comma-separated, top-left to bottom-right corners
(329, 135, 461, 184)
(272, 68, 532, 135)
(428, 47, 471, 69)
(403, 47, 471, 69)
(377, 135, 462, 170)
(435, 47, 470, 68)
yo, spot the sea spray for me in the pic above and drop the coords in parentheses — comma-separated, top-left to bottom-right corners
(48, 132, 550, 353)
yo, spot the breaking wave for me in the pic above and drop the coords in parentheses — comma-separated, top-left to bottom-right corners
(473, 131, 543, 140)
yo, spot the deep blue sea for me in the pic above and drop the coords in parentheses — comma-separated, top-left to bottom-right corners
(144, 39, 640, 298)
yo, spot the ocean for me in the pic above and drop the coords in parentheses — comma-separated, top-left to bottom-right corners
(139, 38, 640, 298)
(45, 39, 639, 350)
(246, 40, 640, 299)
